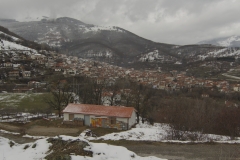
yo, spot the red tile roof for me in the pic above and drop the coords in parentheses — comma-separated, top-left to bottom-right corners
(63, 103, 135, 118)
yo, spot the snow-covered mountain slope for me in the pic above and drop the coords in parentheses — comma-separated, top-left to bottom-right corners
(139, 50, 160, 62)
(0, 31, 38, 55)
(0, 27, 51, 58)
(198, 47, 240, 60)
(0, 17, 173, 62)
(0, 17, 136, 48)
(198, 35, 240, 47)
(0, 31, 19, 41)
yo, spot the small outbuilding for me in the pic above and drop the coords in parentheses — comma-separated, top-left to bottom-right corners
(63, 103, 136, 130)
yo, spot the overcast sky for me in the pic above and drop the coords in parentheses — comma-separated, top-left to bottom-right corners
(0, 0, 239, 45)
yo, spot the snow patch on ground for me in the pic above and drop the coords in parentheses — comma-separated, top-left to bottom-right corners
(0, 135, 166, 160)
(0, 129, 20, 135)
(82, 122, 240, 143)
(22, 134, 47, 139)
(58, 135, 166, 160)
(82, 142, 164, 160)
(0, 136, 51, 160)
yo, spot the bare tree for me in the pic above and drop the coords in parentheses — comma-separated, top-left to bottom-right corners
(46, 80, 74, 117)
(130, 83, 154, 123)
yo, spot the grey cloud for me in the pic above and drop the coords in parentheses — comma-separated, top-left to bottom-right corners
(0, 0, 239, 45)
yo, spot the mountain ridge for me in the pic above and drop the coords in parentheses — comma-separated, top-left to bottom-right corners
(198, 35, 240, 47)
(0, 17, 174, 63)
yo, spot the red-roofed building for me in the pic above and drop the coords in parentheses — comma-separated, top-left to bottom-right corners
(63, 103, 136, 130)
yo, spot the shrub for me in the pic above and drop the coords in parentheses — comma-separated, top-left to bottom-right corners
(32, 143, 37, 148)
(9, 141, 15, 147)
(23, 144, 29, 149)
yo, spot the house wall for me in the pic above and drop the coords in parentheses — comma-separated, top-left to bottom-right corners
(128, 111, 136, 128)
(63, 113, 69, 121)
(63, 112, 134, 130)
(74, 114, 84, 119)
(116, 117, 128, 123)
(90, 116, 129, 130)
(64, 113, 85, 120)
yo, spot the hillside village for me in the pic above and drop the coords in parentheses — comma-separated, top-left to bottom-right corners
(0, 38, 240, 93)
(1, 42, 240, 96)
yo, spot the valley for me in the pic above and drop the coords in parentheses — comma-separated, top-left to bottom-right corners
(0, 16, 240, 160)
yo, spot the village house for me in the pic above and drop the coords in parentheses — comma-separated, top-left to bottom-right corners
(12, 64, 21, 69)
(45, 61, 55, 68)
(232, 84, 240, 92)
(63, 67, 77, 76)
(8, 70, 19, 80)
(63, 103, 136, 130)
(22, 71, 31, 78)
(30, 54, 45, 60)
(12, 84, 33, 93)
(3, 62, 13, 68)
(101, 91, 121, 106)
(28, 81, 41, 88)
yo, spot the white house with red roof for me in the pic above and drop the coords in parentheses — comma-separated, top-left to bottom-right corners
(63, 103, 136, 130)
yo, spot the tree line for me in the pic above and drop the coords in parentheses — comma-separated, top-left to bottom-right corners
(68, 75, 239, 138)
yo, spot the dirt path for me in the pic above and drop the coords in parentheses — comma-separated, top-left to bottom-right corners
(123, 143, 240, 160)
(26, 125, 80, 136)
(0, 121, 82, 137)
(0, 122, 20, 132)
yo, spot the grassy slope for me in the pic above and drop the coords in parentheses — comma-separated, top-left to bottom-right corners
(0, 93, 50, 111)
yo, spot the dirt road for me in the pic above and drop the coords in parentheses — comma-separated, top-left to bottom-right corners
(123, 142, 240, 160)
(0, 122, 81, 137)
(26, 126, 80, 136)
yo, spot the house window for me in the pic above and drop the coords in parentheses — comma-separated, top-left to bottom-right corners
(110, 117, 116, 124)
